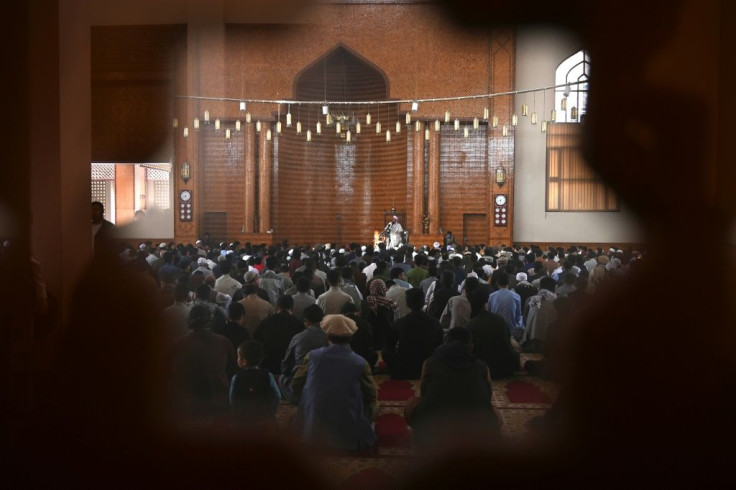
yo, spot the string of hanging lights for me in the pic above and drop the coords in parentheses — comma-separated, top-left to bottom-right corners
(173, 81, 586, 143)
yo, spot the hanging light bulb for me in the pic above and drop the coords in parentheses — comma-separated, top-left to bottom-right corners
(571, 106, 578, 120)
(183, 127, 189, 138)
(411, 101, 419, 111)
(483, 107, 489, 121)
(326, 113, 332, 126)
(561, 98, 567, 111)
(235, 120, 241, 132)
(502, 125, 508, 137)
(346, 130, 352, 143)
(366, 113, 371, 125)
(266, 129, 272, 141)
(531, 112, 538, 125)
(434, 119, 440, 131)
(512, 114, 518, 126)
(316, 122, 321, 135)
(356, 122, 361, 134)
(286, 112, 292, 127)
(193, 117, 200, 130)
(256, 120, 261, 132)
(173, 118, 179, 129)
(541, 120, 548, 132)
(204, 110, 210, 123)
(473, 117, 479, 129)
(463, 127, 469, 138)
(306, 129, 312, 142)
(336, 121, 341, 134)
(522, 104, 528, 116)
(322, 105, 329, 115)
(396, 121, 401, 134)
(245, 113, 251, 123)
(492, 115, 498, 128)
(405, 112, 411, 125)
(277, 121, 282, 133)
(376, 121, 381, 134)
(214, 119, 221, 132)
(239, 101, 246, 111)
(551, 109, 557, 121)
(296, 121, 302, 134)
(444, 111, 451, 123)
(386, 130, 391, 142)
(225, 128, 231, 140)
(454, 119, 460, 131)
(425, 128, 430, 140)
(415, 120, 421, 132)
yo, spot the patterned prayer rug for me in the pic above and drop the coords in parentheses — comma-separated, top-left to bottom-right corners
(274, 351, 557, 486)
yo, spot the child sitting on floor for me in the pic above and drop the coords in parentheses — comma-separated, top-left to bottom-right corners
(229, 340, 282, 427)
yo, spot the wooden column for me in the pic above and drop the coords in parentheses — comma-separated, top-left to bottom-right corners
(258, 124, 272, 233)
(244, 122, 256, 233)
(488, 29, 515, 246)
(412, 122, 425, 234)
(115, 164, 135, 223)
(428, 123, 441, 234)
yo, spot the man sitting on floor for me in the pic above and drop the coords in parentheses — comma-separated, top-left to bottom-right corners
(466, 288, 520, 379)
(317, 268, 354, 315)
(170, 304, 237, 421)
(440, 275, 481, 330)
(253, 294, 304, 375)
(291, 314, 378, 452)
(382, 288, 443, 380)
(405, 326, 500, 449)
(487, 271, 524, 341)
(279, 304, 327, 403)
(521, 276, 558, 353)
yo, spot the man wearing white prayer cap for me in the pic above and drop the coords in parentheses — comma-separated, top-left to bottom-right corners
(383, 215, 404, 250)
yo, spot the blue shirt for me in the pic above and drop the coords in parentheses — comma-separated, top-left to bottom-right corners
(292, 344, 377, 451)
(488, 288, 523, 331)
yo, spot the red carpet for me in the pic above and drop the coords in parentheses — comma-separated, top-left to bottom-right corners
(504, 380, 551, 404)
(377, 380, 416, 401)
(375, 413, 412, 448)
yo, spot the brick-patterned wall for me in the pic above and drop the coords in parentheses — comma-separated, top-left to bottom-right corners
(94, 4, 516, 245)
(439, 125, 489, 242)
(211, 7, 512, 245)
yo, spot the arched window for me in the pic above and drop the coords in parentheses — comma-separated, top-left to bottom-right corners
(554, 50, 590, 123)
(546, 50, 618, 211)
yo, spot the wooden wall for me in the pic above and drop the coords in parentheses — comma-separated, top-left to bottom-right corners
(91, 25, 186, 163)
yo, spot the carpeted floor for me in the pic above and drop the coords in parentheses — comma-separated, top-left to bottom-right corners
(274, 351, 557, 487)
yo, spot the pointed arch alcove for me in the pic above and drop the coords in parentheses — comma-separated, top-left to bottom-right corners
(275, 45, 407, 245)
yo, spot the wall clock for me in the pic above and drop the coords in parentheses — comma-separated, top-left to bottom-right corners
(494, 194, 508, 227)
(179, 190, 193, 222)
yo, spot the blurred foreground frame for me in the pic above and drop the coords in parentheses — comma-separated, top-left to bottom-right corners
(3, 0, 735, 489)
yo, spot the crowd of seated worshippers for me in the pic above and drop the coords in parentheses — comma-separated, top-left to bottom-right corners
(138, 238, 642, 447)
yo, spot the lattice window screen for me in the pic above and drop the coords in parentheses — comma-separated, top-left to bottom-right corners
(145, 166, 170, 180)
(91, 180, 107, 203)
(91, 163, 115, 180)
(91, 180, 110, 220)
(154, 181, 170, 210)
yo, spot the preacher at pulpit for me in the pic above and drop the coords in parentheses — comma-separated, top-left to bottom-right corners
(384, 215, 404, 250)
